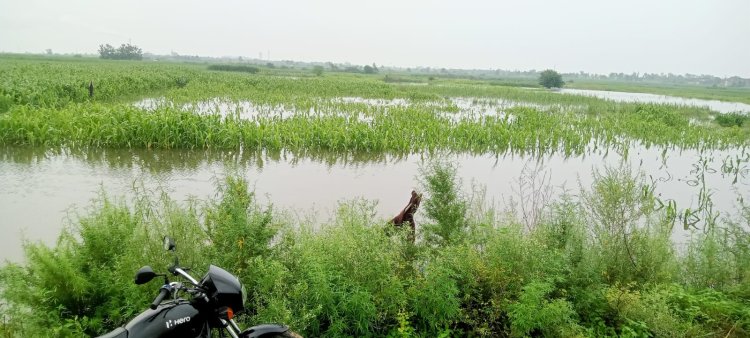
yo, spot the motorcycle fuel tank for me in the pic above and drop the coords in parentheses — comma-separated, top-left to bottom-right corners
(124, 301, 208, 338)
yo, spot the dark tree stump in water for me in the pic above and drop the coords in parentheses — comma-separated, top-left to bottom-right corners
(391, 190, 423, 243)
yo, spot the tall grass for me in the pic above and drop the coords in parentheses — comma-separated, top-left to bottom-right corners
(2, 162, 748, 337)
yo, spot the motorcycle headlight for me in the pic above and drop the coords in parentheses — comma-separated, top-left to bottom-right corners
(200, 265, 245, 313)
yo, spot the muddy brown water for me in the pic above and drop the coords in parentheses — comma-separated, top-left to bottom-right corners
(1, 145, 748, 263)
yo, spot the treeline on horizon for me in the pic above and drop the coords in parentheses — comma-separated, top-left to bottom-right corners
(15, 44, 749, 88)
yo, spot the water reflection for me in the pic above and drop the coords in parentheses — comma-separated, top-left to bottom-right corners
(0, 147, 415, 173)
(1, 145, 747, 263)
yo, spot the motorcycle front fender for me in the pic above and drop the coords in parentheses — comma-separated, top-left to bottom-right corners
(240, 323, 289, 338)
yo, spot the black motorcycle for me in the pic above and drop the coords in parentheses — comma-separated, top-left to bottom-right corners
(96, 237, 300, 338)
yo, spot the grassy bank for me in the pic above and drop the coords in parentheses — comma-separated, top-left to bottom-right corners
(1, 162, 748, 337)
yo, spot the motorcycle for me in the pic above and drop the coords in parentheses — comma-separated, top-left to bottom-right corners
(96, 236, 300, 338)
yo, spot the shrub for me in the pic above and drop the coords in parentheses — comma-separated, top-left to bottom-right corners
(580, 166, 677, 285)
(538, 69, 564, 89)
(420, 161, 468, 247)
(715, 112, 748, 127)
(508, 281, 578, 337)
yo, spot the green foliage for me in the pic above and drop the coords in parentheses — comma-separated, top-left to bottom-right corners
(420, 161, 468, 247)
(383, 75, 425, 84)
(0, 57, 748, 153)
(312, 66, 324, 77)
(174, 76, 190, 88)
(682, 223, 750, 290)
(410, 259, 461, 332)
(98, 43, 143, 60)
(363, 64, 378, 74)
(207, 64, 260, 73)
(715, 112, 748, 127)
(0, 194, 182, 336)
(508, 281, 577, 337)
(539, 69, 564, 88)
(205, 176, 278, 275)
(0, 58, 198, 108)
(0, 94, 11, 113)
(1, 171, 749, 337)
(581, 166, 677, 285)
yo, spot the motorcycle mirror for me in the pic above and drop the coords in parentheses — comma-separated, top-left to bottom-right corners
(163, 236, 176, 252)
(134, 266, 157, 285)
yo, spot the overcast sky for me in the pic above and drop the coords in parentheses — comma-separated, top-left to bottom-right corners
(1, 0, 748, 77)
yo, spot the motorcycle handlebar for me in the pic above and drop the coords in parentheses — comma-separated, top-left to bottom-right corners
(150, 285, 171, 310)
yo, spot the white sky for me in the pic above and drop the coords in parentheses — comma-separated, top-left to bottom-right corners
(0, 0, 748, 77)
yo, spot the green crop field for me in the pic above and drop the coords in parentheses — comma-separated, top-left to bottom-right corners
(1, 55, 749, 337)
(1, 56, 748, 154)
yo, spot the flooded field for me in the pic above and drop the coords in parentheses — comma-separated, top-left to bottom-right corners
(3, 55, 750, 337)
(3, 88, 750, 262)
(559, 88, 750, 113)
(2, 144, 747, 262)
(133, 96, 564, 123)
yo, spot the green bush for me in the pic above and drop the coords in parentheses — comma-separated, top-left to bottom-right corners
(581, 166, 677, 285)
(420, 161, 468, 247)
(715, 112, 747, 127)
(508, 281, 578, 337)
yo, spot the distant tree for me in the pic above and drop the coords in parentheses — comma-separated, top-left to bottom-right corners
(312, 65, 324, 76)
(98, 43, 143, 60)
(98, 44, 116, 59)
(266, 62, 275, 68)
(117, 43, 143, 60)
(45, 49, 53, 55)
(363, 65, 376, 74)
(539, 69, 564, 88)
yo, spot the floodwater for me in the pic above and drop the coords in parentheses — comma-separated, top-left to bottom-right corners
(1, 145, 748, 263)
(3, 90, 750, 263)
(559, 88, 750, 114)
(133, 96, 580, 125)
(135, 88, 750, 126)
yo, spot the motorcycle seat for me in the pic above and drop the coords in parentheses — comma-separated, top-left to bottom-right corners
(96, 327, 128, 338)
